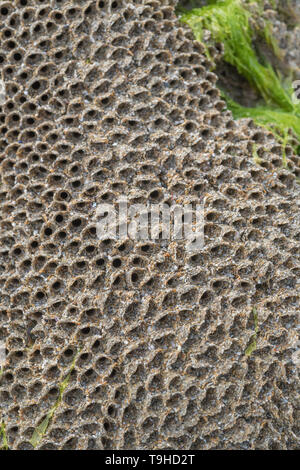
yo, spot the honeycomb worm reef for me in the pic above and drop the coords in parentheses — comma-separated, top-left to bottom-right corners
(0, 0, 299, 450)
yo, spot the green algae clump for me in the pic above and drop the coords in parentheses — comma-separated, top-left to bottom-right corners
(178, 0, 300, 159)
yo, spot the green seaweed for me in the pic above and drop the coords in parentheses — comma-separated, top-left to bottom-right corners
(30, 348, 81, 449)
(225, 95, 300, 165)
(0, 422, 9, 451)
(178, 0, 300, 158)
(245, 307, 259, 356)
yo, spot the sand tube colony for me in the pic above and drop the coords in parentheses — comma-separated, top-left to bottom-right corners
(0, 0, 299, 450)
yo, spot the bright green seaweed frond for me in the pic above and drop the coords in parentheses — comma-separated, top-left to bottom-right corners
(178, 0, 300, 159)
(0, 422, 9, 450)
(30, 348, 81, 449)
(225, 95, 300, 163)
(179, 0, 294, 111)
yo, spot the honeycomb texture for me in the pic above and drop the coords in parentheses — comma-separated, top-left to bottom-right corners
(0, 0, 299, 450)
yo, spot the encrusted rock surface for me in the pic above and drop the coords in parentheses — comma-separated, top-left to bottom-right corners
(0, 0, 299, 450)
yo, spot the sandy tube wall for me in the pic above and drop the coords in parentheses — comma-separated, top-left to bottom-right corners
(0, 0, 299, 450)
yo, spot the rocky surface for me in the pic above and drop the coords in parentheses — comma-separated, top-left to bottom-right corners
(0, 0, 299, 450)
